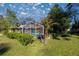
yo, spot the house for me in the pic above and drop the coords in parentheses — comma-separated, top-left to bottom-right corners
(10, 21, 44, 37)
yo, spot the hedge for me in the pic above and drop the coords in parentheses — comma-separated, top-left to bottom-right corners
(7, 32, 33, 46)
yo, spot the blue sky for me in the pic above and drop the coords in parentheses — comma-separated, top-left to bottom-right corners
(0, 3, 66, 22)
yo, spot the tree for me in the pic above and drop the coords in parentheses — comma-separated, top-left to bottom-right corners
(0, 16, 10, 32)
(42, 4, 70, 37)
(41, 17, 52, 37)
(66, 3, 79, 22)
(66, 3, 79, 34)
(6, 8, 18, 27)
(0, 15, 4, 19)
(71, 19, 79, 34)
(0, 15, 4, 31)
(48, 4, 70, 34)
(0, 8, 17, 33)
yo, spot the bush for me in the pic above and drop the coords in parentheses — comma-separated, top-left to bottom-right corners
(61, 32, 70, 37)
(7, 32, 18, 39)
(52, 33, 59, 39)
(18, 33, 33, 46)
(7, 32, 33, 46)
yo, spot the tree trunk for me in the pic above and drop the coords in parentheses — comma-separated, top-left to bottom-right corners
(44, 29, 48, 38)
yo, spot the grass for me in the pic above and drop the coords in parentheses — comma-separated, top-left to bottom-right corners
(0, 34, 79, 56)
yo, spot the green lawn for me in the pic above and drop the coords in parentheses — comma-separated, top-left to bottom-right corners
(0, 34, 79, 56)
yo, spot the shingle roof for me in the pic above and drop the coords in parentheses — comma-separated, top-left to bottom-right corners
(19, 22, 44, 29)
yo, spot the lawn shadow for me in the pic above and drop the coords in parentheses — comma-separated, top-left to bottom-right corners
(30, 40, 34, 44)
(52, 37, 61, 40)
(62, 37, 71, 41)
(0, 43, 10, 55)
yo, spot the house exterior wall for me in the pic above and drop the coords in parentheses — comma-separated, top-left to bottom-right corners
(10, 23, 44, 36)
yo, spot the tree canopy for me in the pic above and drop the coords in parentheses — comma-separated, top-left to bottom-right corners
(41, 4, 71, 38)
(6, 8, 18, 27)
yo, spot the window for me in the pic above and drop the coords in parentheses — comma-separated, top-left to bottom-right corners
(31, 28, 35, 34)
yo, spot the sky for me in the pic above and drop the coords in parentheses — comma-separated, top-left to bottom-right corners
(0, 3, 66, 22)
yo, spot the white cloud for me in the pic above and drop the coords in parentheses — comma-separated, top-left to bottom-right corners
(32, 6, 36, 10)
(42, 10, 46, 14)
(41, 5, 44, 8)
(26, 8, 30, 10)
(49, 4, 52, 6)
(19, 7, 25, 11)
(27, 3, 34, 6)
(20, 12, 27, 15)
(17, 11, 20, 14)
(9, 4, 12, 7)
(19, 7, 23, 10)
(47, 8, 50, 11)
(13, 5, 16, 8)
(32, 9, 41, 14)
(34, 3, 41, 6)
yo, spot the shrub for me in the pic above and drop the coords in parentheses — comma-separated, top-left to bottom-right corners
(7, 32, 18, 39)
(18, 33, 33, 46)
(52, 33, 59, 39)
(7, 32, 33, 46)
(61, 32, 70, 37)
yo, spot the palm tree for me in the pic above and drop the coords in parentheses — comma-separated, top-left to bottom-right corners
(41, 18, 52, 38)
